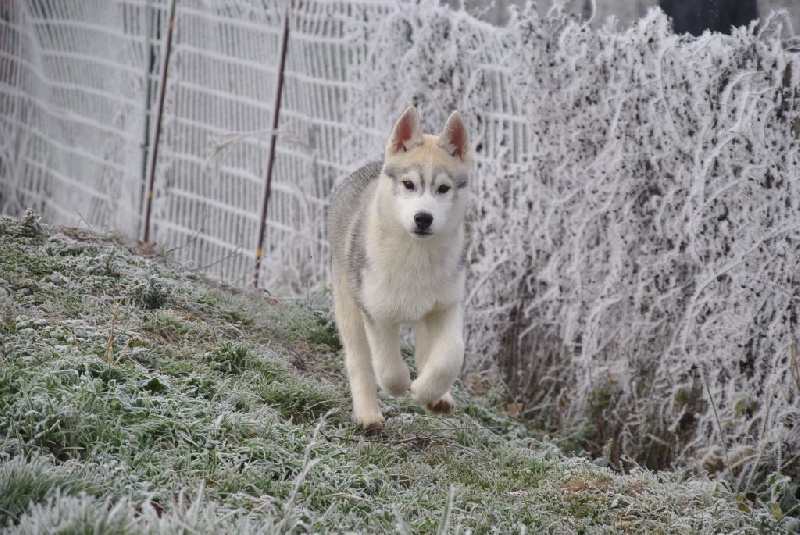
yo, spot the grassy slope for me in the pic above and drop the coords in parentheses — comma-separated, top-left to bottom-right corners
(0, 213, 785, 533)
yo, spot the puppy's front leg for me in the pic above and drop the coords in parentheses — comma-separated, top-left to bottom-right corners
(410, 305, 464, 411)
(364, 318, 411, 397)
(333, 271, 383, 430)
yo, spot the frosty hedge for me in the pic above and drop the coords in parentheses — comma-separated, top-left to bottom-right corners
(347, 2, 800, 490)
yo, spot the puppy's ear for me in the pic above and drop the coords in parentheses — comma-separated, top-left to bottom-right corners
(439, 111, 469, 162)
(387, 106, 423, 155)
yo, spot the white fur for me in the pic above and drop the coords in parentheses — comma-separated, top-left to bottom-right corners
(331, 107, 470, 429)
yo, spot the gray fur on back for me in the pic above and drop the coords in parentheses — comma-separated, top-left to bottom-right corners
(328, 162, 382, 297)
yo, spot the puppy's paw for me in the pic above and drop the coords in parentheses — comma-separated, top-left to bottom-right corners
(427, 392, 454, 414)
(410, 376, 447, 406)
(356, 412, 385, 434)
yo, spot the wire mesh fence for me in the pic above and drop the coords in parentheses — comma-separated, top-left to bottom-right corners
(0, 0, 152, 236)
(0, 0, 396, 290)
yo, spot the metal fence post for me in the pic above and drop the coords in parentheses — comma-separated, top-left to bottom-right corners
(252, 0, 292, 288)
(141, 0, 178, 244)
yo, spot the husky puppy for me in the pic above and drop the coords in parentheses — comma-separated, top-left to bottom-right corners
(328, 106, 470, 430)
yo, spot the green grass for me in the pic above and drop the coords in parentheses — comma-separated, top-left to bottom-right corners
(0, 214, 793, 533)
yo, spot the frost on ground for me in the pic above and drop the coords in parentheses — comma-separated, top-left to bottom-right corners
(4, 0, 799, 497)
(0, 214, 793, 533)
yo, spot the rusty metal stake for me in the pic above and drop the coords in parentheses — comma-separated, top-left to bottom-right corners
(141, 0, 178, 243)
(253, 0, 292, 288)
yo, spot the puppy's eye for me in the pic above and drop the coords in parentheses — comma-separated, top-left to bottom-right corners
(437, 185, 451, 194)
(402, 181, 415, 191)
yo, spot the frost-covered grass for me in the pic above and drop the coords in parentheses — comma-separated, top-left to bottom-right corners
(6, 0, 798, 499)
(0, 213, 792, 533)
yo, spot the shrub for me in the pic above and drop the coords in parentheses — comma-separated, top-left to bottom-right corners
(350, 2, 800, 490)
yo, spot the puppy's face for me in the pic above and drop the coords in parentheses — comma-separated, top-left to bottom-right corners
(381, 107, 470, 239)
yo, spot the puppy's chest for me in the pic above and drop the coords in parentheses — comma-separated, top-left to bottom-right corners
(361, 251, 462, 323)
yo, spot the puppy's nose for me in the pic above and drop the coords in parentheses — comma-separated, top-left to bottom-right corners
(414, 212, 433, 230)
